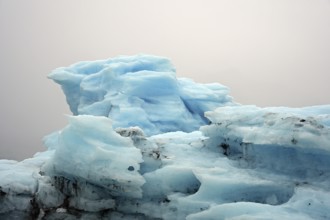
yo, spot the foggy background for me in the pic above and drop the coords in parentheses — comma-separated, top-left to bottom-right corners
(1, 0, 329, 161)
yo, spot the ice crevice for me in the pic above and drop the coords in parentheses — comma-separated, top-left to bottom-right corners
(1, 54, 330, 219)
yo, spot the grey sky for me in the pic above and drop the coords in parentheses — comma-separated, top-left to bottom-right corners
(1, 0, 329, 161)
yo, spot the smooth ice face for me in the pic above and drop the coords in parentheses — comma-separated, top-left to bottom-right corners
(48, 54, 234, 135)
(42, 115, 145, 199)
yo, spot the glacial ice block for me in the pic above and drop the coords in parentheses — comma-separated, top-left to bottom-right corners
(42, 115, 145, 199)
(48, 54, 234, 135)
(201, 105, 330, 180)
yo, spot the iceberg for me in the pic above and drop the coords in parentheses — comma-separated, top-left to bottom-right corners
(1, 54, 329, 220)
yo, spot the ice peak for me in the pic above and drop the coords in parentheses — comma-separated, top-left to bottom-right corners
(49, 54, 234, 135)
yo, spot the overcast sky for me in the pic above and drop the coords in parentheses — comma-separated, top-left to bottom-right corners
(1, 0, 329, 161)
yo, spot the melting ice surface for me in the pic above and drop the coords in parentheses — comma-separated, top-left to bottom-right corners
(1, 54, 330, 220)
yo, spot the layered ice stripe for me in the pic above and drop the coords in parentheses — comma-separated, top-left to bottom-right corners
(201, 105, 330, 181)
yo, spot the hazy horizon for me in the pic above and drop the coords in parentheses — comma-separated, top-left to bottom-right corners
(1, 0, 329, 161)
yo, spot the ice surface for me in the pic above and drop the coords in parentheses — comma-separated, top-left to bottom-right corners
(202, 105, 330, 181)
(1, 54, 330, 219)
(42, 115, 145, 199)
(48, 54, 234, 135)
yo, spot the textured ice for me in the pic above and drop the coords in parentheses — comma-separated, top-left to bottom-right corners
(48, 54, 233, 135)
(1, 54, 330, 219)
